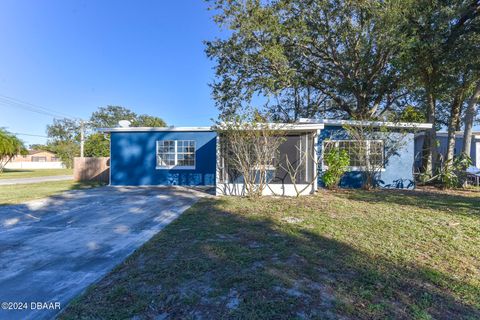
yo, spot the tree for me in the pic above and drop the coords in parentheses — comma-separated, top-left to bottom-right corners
(89, 105, 166, 128)
(46, 118, 80, 168)
(0, 129, 27, 172)
(206, 0, 406, 121)
(84, 133, 110, 157)
(462, 82, 480, 157)
(396, 0, 480, 175)
(89, 106, 137, 128)
(29, 144, 49, 151)
(343, 124, 409, 190)
(133, 114, 167, 127)
(216, 111, 285, 197)
(45, 106, 167, 163)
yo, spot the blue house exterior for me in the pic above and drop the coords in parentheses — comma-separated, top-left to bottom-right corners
(109, 128, 217, 186)
(102, 119, 431, 194)
(318, 125, 416, 189)
(414, 132, 480, 170)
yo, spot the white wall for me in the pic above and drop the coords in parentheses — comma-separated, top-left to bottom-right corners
(476, 141, 480, 167)
(5, 161, 65, 169)
(216, 183, 316, 197)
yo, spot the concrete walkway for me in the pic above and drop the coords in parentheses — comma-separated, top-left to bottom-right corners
(0, 175, 73, 186)
(0, 186, 206, 320)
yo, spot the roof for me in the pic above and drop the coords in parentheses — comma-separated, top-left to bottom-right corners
(28, 149, 55, 155)
(415, 131, 480, 140)
(98, 126, 214, 133)
(98, 123, 325, 133)
(98, 118, 432, 133)
(299, 118, 433, 129)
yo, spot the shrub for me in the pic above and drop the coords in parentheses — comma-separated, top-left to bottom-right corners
(322, 147, 350, 189)
(436, 155, 472, 189)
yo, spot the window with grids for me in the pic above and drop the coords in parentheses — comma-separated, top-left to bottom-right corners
(323, 140, 384, 169)
(156, 140, 195, 169)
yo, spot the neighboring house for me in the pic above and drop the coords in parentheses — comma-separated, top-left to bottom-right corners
(414, 132, 480, 170)
(6, 150, 65, 169)
(99, 119, 432, 196)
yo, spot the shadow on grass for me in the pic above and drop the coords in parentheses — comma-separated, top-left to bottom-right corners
(2, 169, 35, 173)
(0, 180, 107, 206)
(340, 189, 480, 217)
(60, 197, 480, 320)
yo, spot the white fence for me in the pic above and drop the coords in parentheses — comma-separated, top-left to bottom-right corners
(5, 161, 65, 169)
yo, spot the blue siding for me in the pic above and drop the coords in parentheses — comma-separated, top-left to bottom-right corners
(110, 131, 217, 186)
(414, 134, 479, 169)
(318, 126, 415, 189)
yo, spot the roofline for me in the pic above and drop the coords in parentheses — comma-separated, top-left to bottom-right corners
(98, 123, 325, 133)
(98, 126, 214, 133)
(415, 131, 480, 140)
(215, 122, 324, 131)
(317, 119, 433, 129)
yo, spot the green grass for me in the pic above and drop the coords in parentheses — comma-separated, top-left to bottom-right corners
(0, 180, 105, 205)
(59, 189, 480, 320)
(0, 168, 73, 179)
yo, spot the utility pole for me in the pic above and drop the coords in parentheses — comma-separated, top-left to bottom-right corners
(80, 120, 85, 158)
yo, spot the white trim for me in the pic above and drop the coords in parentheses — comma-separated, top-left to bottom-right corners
(322, 119, 433, 129)
(109, 135, 112, 185)
(322, 139, 385, 171)
(216, 183, 315, 196)
(99, 126, 213, 133)
(215, 135, 222, 196)
(215, 122, 324, 131)
(313, 130, 319, 191)
(415, 131, 480, 140)
(156, 140, 196, 170)
(299, 118, 433, 129)
(476, 141, 480, 167)
(99, 123, 324, 133)
(156, 166, 196, 170)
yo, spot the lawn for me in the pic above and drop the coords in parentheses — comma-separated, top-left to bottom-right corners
(0, 180, 104, 205)
(0, 168, 73, 179)
(60, 189, 480, 320)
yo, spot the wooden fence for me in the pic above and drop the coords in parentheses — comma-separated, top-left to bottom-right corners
(74, 157, 110, 183)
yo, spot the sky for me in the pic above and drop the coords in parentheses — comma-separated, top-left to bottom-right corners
(0, 0, 221, 146)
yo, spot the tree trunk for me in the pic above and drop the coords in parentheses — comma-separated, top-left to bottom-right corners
(421, 90, 437, 175)
(446, 92, 463, 162)
(462, 81, 480, 157)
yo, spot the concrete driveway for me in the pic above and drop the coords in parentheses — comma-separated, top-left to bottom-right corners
(0, 186, 206, 320)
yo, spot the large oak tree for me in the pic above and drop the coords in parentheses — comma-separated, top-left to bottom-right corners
(206, 0, 406, 121)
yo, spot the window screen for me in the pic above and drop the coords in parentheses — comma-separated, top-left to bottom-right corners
(323, 140, 384, 169)
(157, 140, 195, 169)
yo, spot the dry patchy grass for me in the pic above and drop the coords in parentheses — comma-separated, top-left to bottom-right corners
(60, 189, 480, 320)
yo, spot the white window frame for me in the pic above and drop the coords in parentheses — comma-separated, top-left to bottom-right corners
(156, 140, 196, 170)
(322, 139, 385, 171)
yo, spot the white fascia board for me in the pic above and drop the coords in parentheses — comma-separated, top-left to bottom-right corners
(277, 123, 324, 131)
(98, 123, 324, 133)
(97, 126, 214, 133)
(215, 122, 324, 131)
(320, 119, 433, 129)
(416, 131, 480, 140)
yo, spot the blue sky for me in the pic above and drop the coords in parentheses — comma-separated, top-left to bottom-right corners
(0, 0, 220, 145)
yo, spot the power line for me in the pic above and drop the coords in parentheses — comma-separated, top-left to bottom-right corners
(0, 94, 80, 120)
(12, 132, 49, 138)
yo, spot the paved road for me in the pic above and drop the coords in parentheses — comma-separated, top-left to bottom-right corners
(0, 175, 73, 186)
(0, 186, 205, 320)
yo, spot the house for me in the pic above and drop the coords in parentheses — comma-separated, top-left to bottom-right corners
(414, 132, 480, 170)
(6, 150, 64, 169)
(99, 119, 432, 196)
